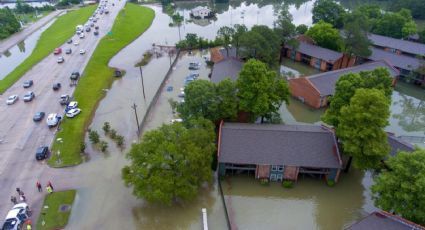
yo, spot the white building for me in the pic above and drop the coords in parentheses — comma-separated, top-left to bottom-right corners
(190, 6, 212, 19)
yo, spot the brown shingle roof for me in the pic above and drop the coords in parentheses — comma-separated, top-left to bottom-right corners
(368, 33, 425, 57)
(369, 47, 422, 70)
(286, 41, 343, 63)
(387, 134, 415, 157)
(218, 123, 342, 169)
(346, 211, 425, 230)
(210, 58, 243, 83)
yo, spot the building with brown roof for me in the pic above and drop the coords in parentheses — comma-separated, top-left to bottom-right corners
(288, 60, 399, 109)
(346, 211, 425, 230)
(217, 122, 342, 184)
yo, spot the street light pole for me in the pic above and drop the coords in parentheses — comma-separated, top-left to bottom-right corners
(138, 66, 146, 101)
(131, 103, 140, 135)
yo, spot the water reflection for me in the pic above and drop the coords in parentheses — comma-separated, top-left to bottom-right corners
(223, 169, 367, 230)
(0, 19, 55, 80)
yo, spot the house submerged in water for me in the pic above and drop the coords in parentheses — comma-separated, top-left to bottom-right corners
(217, 122, 343, 184)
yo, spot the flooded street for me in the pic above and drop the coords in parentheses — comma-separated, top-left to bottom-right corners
(0, 19, 55, 80)
(29, 1, 423, 229)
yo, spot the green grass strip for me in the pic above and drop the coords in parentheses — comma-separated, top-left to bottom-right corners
(49, 4, 155, 167)
(36, 190, 77, 230)
(0, 6, 96, 94)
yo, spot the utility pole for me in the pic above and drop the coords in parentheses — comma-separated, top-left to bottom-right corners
(131, 103, 140, 135)
(138, 66, 146, 101)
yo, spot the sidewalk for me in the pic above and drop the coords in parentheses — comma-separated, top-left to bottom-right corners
(0, 10, 63, 53)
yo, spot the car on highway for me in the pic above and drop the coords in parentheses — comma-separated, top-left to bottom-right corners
(95, 26, 99, 30)
(67, 39, 73, 44)
(23, 91, 35, 102)
(33, 112, 45, 122)
(35, 146, 49, 160)
(57, 56, 64, 63)
(66, 108, 81, 118)
(79, 33, 85, 39)
(70, 71, 80, 80)
(46, 113, 61, 127)
(6, 95, 18, 105)
(53, 83, 61, 91)
(53, 48, 62, 55)
(79, 49, 86, 55)
(23, 80, 33, 88)
(65, 48, 72, 54)
(59, 94, 70, 105)
(93, 18, 97, 22)
(74, 41, 79, 46)
(67, 101, 78, 110)
(1, 203, 30, 230)
(90, 22, 95, 27)
(85, 27, 91, 32)
(94, 31, 99, 36)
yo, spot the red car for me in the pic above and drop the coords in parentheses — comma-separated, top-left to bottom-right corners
(54, 48, 62, 55)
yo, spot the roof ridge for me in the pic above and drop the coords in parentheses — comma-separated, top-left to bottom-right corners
(307, 60, 387, 79)
(223, 123, 332, 134)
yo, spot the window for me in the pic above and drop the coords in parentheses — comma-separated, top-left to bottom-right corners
(271, 165, 278, 171)
(278, 166, 284, 172)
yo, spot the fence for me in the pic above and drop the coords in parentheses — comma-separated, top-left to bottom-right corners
(218, 174, 232, 230)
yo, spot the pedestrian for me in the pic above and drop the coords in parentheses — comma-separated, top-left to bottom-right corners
(47, 181, 54, 191)
(11, 196, 17, 204)
(36, 181, 42, 192)
(26, 223, 32, 230)
(46, 186, 53, 194)
(16, 188, 21, 195)
(20, 195, 26, 202)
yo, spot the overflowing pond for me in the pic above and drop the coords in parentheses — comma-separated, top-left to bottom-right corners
(0, 19, 55, 80)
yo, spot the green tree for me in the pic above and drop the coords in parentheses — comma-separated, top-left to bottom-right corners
(305, 20, 343, 51)
(236, 59, 289, 121)
(372, 149, 425, 225)
(337, 88, 390, 170)
(217, 26, 235, 56)
(322, 68, 393, 128)
(312, 0, 346, 28)
(296, 24, 308, 34)
(273, 4, 297, 62)
(185, 33, 198, 50)
(240, 25, 280, 66)
(0, 8, 21, 39)
(402, 20, 417, 39)
(372, 9, 416, 39)
(342, 16, 372, 57)
(419, 29, 425, 44)
(171, 13, 184, 41)
(231, 24, 247, 58)
(122, 119, 215, 205)
(216, 79, 238, 121)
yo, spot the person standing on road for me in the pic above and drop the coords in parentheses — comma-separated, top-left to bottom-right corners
(16, 188, 21, 195)
(47, 181, 54, 191)
(36, 181, 42, 192)
(20, 195, 26, 202)
(11, 196, 17, 204)
(46, 186, 53, 194)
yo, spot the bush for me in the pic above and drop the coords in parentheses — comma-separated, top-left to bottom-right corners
(116, 135, 125, 148)
(282, 180, 294, 188)
(80, 142, 86, 153)
(99, 140, 108, 152)
(88, 130, 100, 144)
(260, 178, 269, 186)
(102, 122, 111, 134)
(327, 180, 335, 187)
(110, 129, 117, 139)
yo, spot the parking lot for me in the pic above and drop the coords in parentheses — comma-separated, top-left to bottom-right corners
(0, 0, 126, 225)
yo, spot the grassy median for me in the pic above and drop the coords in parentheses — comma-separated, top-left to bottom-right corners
(36, 190, 77, 230)
(0, 6, 96, 94)
(49, 4, 155, 167)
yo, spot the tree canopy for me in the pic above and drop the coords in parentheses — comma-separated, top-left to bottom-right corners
(306, 20, 343, 51)
(372, 149, 425, 225)
(388, 0, 425, 20)
(240, 25, 280, 66)
(122, 118, 216, 205)
(371, 9, 417, 39)
(236, 59, 289, 120)
(336, 88, 390, 170)
(231, 24, 248, 58)
(217, 26, 235, 56)
(322, 67, 394, 128)
(342, 11, 372, 57)
(312, 0, 346, 28)
(0, 8, 21, 39)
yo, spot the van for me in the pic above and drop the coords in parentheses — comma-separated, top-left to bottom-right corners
(46, 113, 62, 127)
(1, 203, 30, 230)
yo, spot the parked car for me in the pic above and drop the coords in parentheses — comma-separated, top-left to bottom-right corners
(178, 91, 185, 98)
(23, 91, 35, 102)
(53, 83, 61, 91)
(46, 113, 61, 127)
(33, 112, 45, 122)
(79, 49, 86, 55)
(70, 71, 80, 80)
(53, 48, 61, 55)
(67, 101, 78, 110)
(189, 62, 200, 70)
(6, 95, 18, 105)
(35, 146, 49, 160)
(66, 108, 81, 118)
(59, 94, 70, 105)
(65, 48, 72, 54)
(1, 203, 30, 230)
(57, 56, 64, 63)
(23, 80, 33, 88)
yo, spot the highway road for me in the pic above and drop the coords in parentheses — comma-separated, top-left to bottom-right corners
(0, 0, 126, 226)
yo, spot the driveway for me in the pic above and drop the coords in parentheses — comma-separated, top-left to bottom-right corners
(0, 0, 126, 225)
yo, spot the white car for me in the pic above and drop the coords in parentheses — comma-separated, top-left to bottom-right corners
(74, 41, 79, 46)
(67, 101, 78, 109)
(79, 49, 86, 55)
(1, 203, 30, 230)
(6, 95, 18, 105)
(46, 113, 61, 127)
(79, 33, 85, 39)
(66, 108, 81, 118)
(57, 56, 64, 63)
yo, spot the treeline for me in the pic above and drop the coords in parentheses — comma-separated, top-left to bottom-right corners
(386, 0, 425, 20)
(15, 0, 54, 14)
(0, 7, 20, 39)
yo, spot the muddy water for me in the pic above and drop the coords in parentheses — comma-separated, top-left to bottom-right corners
(0, 19, 55, 80)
